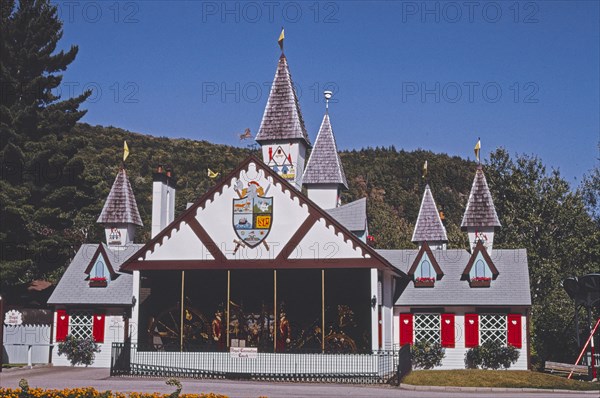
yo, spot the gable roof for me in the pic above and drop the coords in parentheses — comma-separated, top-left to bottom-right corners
(303, 114, 348, 188)
(120, 155, 401, 276)
(407, 242, 444, 280)
(377, 248, 531, 307)
(461, 240, 500, 280)
(47, 243, 143, 306)
(83, 244, 118, 278)
(461, 165, 501, 230)
(255, 54, 310, 146)
(97, 168, 143, 226)
(325, 197, 367, 232)
(412, 184, 447, 243)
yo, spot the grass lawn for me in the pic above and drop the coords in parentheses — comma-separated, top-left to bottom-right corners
(402, 370, 600, 391)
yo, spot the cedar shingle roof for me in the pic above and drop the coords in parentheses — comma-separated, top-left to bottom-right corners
(461, 165, 501, 230)
(255, 54, 310, 146)
(303, 114, 348, 188)
(412, 184, 447, 243)
(97, 168, 143, 226)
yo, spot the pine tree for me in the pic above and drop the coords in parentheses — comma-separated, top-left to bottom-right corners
(0, 0, 91, 287)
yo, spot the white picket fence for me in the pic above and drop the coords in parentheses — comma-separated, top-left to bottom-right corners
(2, 324, 52, 365)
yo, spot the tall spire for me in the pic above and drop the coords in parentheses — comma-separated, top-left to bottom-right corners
(97, 168, 142, 247)
(255, 54, 310, 146)
(257, 51, 310, 190)
(461, 165, 501, 252)
(304, 96, 348, 209)
(412, 184, 447, 249)
(304, 113, 348, 188)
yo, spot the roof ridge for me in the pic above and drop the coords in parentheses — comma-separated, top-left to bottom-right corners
(303, 113, 348, 188)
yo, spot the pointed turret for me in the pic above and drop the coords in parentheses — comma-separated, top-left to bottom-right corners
(412, 184, 447, 249)
(256, 53, 310, 190)
(461, 164, 501, 253)
(304, 112, 348, 209)
(97, 168, 143, 247)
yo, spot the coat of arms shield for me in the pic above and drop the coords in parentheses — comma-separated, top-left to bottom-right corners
(232, 181, 273, 248)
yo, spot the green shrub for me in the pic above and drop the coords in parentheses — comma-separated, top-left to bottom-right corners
(411, 340, 446, 369)
(465, 340, 520, 370)
(57, 335, 100, 366)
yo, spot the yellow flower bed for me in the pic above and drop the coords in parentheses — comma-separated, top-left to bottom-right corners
(0, 388, 228, 398)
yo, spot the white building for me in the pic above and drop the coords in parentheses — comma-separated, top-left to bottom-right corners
(48, 46, 530, 373)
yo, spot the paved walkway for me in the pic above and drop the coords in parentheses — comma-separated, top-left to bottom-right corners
(0, 366, 596, 398)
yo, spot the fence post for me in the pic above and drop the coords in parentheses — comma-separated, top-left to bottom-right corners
(396, 345, 412, 385)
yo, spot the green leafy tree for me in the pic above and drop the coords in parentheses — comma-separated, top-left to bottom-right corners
(486, 148, 599, 366)
(0, 0, 91, 287)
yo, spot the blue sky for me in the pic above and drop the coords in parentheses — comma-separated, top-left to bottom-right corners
(53, 0, 599, 183)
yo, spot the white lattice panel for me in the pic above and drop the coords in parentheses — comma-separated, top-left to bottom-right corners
(480, 314, 506, 344)
(69, 311, 93, 339)
(414, 314, 440, 343)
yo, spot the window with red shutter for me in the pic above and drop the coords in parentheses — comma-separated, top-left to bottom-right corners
(441, 313, 455, 347)
(399, 313, 413, 346)
(507, 314, 522, 348)
(92, 313, 105, 343)
(56, 310, 69, 342)
(464, 313, 479, 347)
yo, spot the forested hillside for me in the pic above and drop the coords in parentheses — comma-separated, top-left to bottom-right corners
(1, 0, 598, 369)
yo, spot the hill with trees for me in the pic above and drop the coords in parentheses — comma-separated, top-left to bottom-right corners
(1, 0, 598, 370)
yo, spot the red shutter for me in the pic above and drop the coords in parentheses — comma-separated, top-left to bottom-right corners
(399, 313, 413, 346)
(507, 314, 522, 348)
(56, 310, 69, 342)
(92, 312, 105, 343)
(465, 313, 479, 348)
(441, 313, 455, 348)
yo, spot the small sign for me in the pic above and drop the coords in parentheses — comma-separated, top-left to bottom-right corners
(4, 309, 23, 326)
(230, 347, 258, 359)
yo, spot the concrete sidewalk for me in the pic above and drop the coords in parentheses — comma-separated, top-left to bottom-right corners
(0, 366, 597, 398)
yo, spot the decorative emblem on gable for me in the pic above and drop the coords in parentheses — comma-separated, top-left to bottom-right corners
(267, 145, 295, 181)
(232, 179, 273, 249)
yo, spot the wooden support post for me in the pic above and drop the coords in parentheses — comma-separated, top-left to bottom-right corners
(180, 271, 185, 352)
(273, 270, 277, 352)
(321, 269, 325, 353)
(226, 270, 231, 348)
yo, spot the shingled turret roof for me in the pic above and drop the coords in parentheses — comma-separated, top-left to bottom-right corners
(255, 54, 310, 146)
(461, 165, 501, 230)
(303, 114, 348, 188)
(97, 168, 143, 226)
(412, 184, 447, 243)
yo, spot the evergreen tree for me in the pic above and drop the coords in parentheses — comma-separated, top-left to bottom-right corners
(486, 148, 599, 366)
(0, 0, 91, 287)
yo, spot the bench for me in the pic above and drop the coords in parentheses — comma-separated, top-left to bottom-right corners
(544, 361, 589, 377)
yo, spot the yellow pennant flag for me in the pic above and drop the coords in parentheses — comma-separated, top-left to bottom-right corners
(123, 140, 130, 162)
(474, 138, 481, 163)
(422, 160, 428, 179)
(207, 168, 219, 179)
(278, 27, 285, 51)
